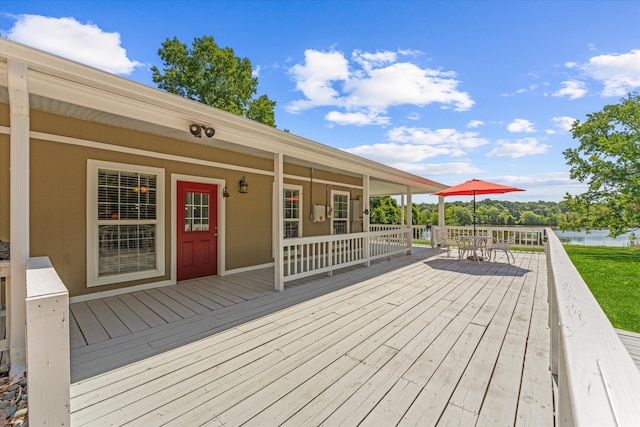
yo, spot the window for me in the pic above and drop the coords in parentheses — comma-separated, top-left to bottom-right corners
(184, 191, 210, 231)
(284, 185, 302, 238)
(87, 160, 165, 286)
(331, 191, 349, 235)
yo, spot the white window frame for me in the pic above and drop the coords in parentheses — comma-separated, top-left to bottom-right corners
(283, 184, 303, 238)
(331, 190, 350, 235)
(87, 160, 165, 287)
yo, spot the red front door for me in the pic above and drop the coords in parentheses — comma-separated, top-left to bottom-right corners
(177, 181, 218, 281)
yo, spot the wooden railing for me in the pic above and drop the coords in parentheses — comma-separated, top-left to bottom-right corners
(545, 229, 640, 426)
(283, 228, 411, 282)
(26, 257, 70, 426)
(432, 226, 546, 248)
(0, 261, 9, 371)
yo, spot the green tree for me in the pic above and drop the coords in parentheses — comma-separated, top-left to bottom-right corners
(370, 196, 401, 224)
(562, 93, 640, 236)
(445, 205, 473, 226)
(151, 36, 276, 127)
(519, 210, 545, 225)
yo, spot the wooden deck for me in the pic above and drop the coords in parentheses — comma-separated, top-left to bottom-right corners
(69, 247, 554, 426)
(617, 329, 640, 370)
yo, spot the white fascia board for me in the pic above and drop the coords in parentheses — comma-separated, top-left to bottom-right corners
(1, 39, 446, 192)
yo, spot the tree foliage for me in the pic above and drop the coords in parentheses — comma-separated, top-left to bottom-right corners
(561, 92, 640, 237)
(370, 198, 574, 227)
(151, 36, 276, 127)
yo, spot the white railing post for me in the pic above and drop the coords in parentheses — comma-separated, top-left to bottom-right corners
(26, 257, 70, 426)
(545, 229, 640, 426)
(0, 261, 10, 371)
(546, 237, 558, 376)
(273, 153, 284, 291)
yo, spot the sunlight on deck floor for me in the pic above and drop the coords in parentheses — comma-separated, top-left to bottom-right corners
(69, 247, 554, 426)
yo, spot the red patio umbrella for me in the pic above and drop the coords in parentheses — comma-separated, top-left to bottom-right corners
(432, 179, 525, 235)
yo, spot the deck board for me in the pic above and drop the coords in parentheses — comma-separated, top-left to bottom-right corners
(69, 302, 109, 345)
(102, 296, 150, 333)
(70, 248, 555, 426)
(617, 329, 640, 370)
(85, 299, 131, 338)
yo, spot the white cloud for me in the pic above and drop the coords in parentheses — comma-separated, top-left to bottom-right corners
(392, 161, 482, 176)
(386, 126, 489, 149)
(287, 48, 474, 120)
(467, 120, 484, 128)
(5, 14, 142, 75)
(288, 49, 350, 112)
(553, 80, 587, 100)
(551, 116, 576, 132)
(325, 110, 390, 126)
(352, 49, 397, 71)
(342, 126, 487, 179)
(497, 172, 575, 187)
(501, 84, 537, 97)
(472, 172, 587, 202)
(507, 118, 536, 133)
(581, 49, 640, 96)
(345, 143, 453, 163)
(487, 137, 549, 159)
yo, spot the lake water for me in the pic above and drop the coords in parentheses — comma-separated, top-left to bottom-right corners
(552, 228, 635, 247)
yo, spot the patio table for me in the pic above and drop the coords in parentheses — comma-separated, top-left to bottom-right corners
(457, 235, 492, 261)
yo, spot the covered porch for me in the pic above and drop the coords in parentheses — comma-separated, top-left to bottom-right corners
(69, 246, 554, 425)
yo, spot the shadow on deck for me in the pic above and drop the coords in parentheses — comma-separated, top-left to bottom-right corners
(70, 247, 554, 426)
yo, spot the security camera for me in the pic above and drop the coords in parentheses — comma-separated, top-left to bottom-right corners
(189, 124, 202, 137)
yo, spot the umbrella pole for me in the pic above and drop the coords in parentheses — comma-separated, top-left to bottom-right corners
(473, 192, 476, 236)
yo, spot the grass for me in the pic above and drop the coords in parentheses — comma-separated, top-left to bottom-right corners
(564, 245, 640, 333)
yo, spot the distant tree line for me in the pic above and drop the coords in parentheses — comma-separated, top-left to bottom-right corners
(370, 196, 579, 227)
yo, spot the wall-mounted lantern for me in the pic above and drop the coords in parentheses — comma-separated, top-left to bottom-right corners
(239, 176, 248, 194)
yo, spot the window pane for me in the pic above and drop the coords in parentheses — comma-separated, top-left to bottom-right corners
(333, 222, 348, 235)
(184, 191, 210, 232)
(334, 194, 348, 219)
(283, 188, 300, 238)
(98, 224, 156, 276)
(98, 169, 157, 221)
(97, 168, 159, 278)
(284, 221, 299, 238)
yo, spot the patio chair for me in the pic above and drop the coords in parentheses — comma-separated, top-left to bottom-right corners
(455, 236, 475, 261)
(433, 227, 452, 257)
(488, 233, 516, 263)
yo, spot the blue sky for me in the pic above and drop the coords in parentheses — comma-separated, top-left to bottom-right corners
(2, 0, 639, 203)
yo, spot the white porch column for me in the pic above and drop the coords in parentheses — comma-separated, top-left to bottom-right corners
(273, 152, 284, 291)
(362, 175, 370, 267)
(438, 195, 445, 227)
(400, 194, 405, 225)
(406, 186, 412, 254)
(8, 59, 29, 376)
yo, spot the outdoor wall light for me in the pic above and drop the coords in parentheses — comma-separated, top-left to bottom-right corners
(239, 176, 248, 194)
(189, 124, 215, 138)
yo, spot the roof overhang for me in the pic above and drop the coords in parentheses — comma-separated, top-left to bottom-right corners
(0, 39, 447, 196)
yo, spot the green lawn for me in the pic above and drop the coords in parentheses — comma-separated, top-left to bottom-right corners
(564, 245, 640, 333)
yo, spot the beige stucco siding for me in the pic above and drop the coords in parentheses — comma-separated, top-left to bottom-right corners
(23, 110, 363, 297)
(28, 111, 275, 296)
